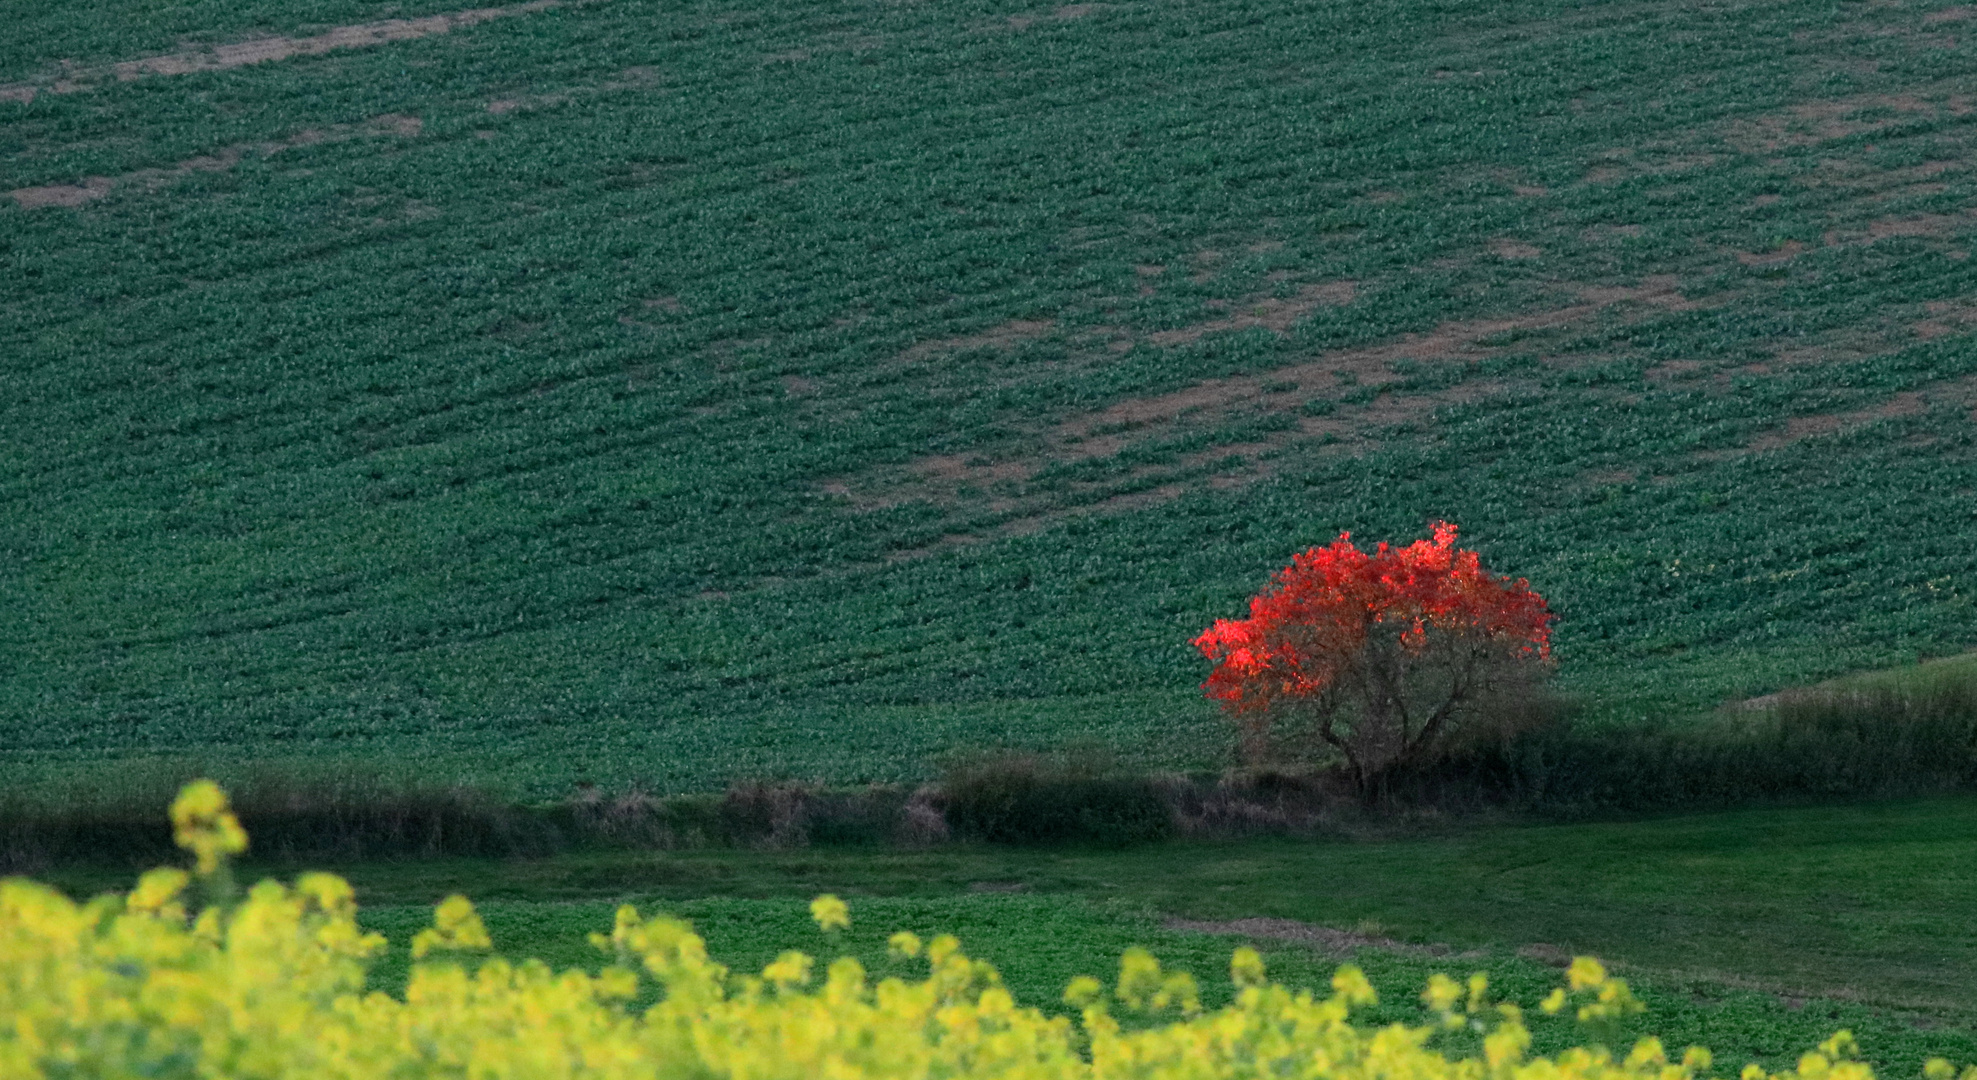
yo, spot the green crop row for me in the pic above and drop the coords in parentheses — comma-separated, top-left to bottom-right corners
(2, 0, 1974, 795)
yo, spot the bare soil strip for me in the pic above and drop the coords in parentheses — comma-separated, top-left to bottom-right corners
(898, 319, 1055, 363)
(1916, 297, 1977, 341)
(1145, 281, 1356, 347)
(0, 1, 558, 102)
(1744, 392, 1928, 452)
(835, 279, 1701, 561)
(1741, 372, 1977, 452)
(901, 277, 1691, 498)
(1164, 916, 1467, 958)
(1723, 92, 1972, 154)
(10, 114, 421, 209)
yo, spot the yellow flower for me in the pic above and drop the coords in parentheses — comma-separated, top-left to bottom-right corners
(1820, 1031, 1860, 1060)
(169, 778, 248, 875)
(1567, 955, 1607, 990)
(410, 894, 492, 959)
(1063, 975, 1103, 1008)
(127, 867, 188, 917)
(1330, 964, 1378, 1007)
(1626, 1037, 1668, 1067)
(810, 893, 851, 932)
(763, 949, 813, 987)
(1229, 946, 1266, 989)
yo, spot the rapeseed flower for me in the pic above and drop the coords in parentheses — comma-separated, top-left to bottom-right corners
(0, 781, 1937, 1080)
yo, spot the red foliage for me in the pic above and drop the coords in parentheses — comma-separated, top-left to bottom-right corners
(1193, 523, 1552, 779)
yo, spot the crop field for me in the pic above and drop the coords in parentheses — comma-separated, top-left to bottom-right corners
(6, 0, 1977, 794)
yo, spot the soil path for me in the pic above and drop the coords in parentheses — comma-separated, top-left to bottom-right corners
(9, 114, 421, 208)
(1164, 915, 1470, 959)
(1, 0, 559, 103)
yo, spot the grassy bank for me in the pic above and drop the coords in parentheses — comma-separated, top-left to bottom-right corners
(32, 795, 1964, 1075)
(247, 795, 1977, 1019)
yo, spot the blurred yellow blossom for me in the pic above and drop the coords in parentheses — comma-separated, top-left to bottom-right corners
(810, 893, 851, 932)
(0, 781, 1941, 1080)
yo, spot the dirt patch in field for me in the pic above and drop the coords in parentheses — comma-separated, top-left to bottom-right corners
(10, 176, 115, 208)
(1916, 297, 1977, 340)
(1724, 93, 1955, 153)
(1646, 359, 1704, 382)
(1517, 943, 1576, 967)
(1743, 387, 1947, 452)
(836, 278, 1694, 543)
(1581, 151, 1715, 185)
(0, 0, 558, 101)
(1489, 169, 1548, 197)
(1147, 281, 1355, 346)
(898, 318, 1055, 363)
(481, 65, 658, 116)
(9, 113, 420, 209)
(1798, 155, 1965, 196)
(1816, 207, 1975, 247)
(1870, 212, 1970, 239)
(1737, 240, 1806, 266)
(1041, 279, 1678, 459)
(1165, 916, 1466, 958)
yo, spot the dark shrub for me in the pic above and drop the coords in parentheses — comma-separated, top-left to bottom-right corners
(718, 781, 815, 847)
(941, 753, 1172, 846)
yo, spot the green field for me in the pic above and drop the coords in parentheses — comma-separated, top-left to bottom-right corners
(40, 796, 1962, 1073)
(6, 0, 1977, 795)
(12, 1, 1977, 1066)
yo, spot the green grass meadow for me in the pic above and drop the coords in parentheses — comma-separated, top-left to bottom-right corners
(127, 795, 1969, 1074)
(6, 0, 1977, 795)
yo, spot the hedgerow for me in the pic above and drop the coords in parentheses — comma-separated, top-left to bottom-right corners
(2, 782, 1967, 1080)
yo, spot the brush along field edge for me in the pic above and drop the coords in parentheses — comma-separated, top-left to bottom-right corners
(0, 780, 1951, 1080)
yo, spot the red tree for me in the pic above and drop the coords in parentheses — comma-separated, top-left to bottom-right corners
(1193, 522, 1553, 790)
